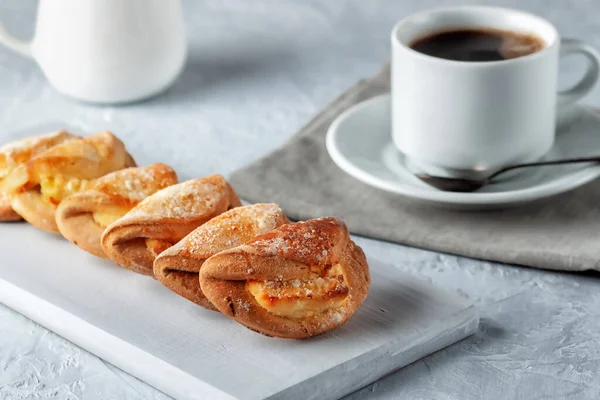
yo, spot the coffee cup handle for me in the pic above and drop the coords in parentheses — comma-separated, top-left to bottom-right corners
(558, 38, 600, 105)
(0, 21, 32, 58)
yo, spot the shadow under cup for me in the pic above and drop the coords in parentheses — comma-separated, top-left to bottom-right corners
(389, 6, 583, 180)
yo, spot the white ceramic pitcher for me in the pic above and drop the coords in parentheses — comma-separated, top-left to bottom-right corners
(0, 0, 187, 104)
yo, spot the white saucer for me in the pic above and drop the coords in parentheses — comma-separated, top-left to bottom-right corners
(326, 94, 600, 208)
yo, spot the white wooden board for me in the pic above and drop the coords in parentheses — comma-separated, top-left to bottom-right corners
(0, 224, 478, 400)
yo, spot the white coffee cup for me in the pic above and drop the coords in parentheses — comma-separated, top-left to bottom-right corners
(391, 6, 600, 177)
(0, 0, 187, 104)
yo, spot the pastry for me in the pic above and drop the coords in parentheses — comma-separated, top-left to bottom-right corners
(154, 203, 289, 310)
(0, 131, 78, 221)
(1, 131, 135, 232)
(199, 217, 370, 339)
(101, 175, 241, 277)
(56, 163, 178, 258)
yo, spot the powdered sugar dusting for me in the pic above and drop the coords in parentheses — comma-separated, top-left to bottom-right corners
(119, 176, 229, 222)
(253, 203, 284, 230)
(260, 236, 290, 256)
(174, 203, 287, 258)
(318, 308, 347, 330)
(249, 217, 343, 265)
(236, 299, 251, 312)
(327, 309, 346, 325)
(92, 163, 177, 203)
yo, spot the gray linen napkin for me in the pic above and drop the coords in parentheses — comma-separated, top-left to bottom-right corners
(230, 64, 600, 272)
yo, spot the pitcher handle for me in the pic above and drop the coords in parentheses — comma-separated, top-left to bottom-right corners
(0, 21, 32, 58)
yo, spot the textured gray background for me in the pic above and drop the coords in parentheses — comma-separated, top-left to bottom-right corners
(1, 0, 599, 399)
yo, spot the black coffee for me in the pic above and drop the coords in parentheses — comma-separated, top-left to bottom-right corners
(410, 28, 545, 62)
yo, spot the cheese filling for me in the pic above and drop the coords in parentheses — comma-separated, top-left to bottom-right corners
(39, 175, 91, 206)
(145, 238, 173, 258)
(92, 206, 131, 228)
(247, 263, 348, 318)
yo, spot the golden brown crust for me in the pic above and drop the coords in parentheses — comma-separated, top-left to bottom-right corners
(10, 190, 58, 232)
(154, 203, 289, 310)
(3, 131, 134, 233)
(101, 175, 241, 277)
(200, 217, 370, 339)
(125, 152, 137, 168)
(0, 194, 21, 221)
(0, 131, 78, 221)
(56, 163, 178, 258)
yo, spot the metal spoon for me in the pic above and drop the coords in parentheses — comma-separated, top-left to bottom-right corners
(416, 156, 600, 192)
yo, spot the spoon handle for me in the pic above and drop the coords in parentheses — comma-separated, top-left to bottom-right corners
(489, 156, 600, 180)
